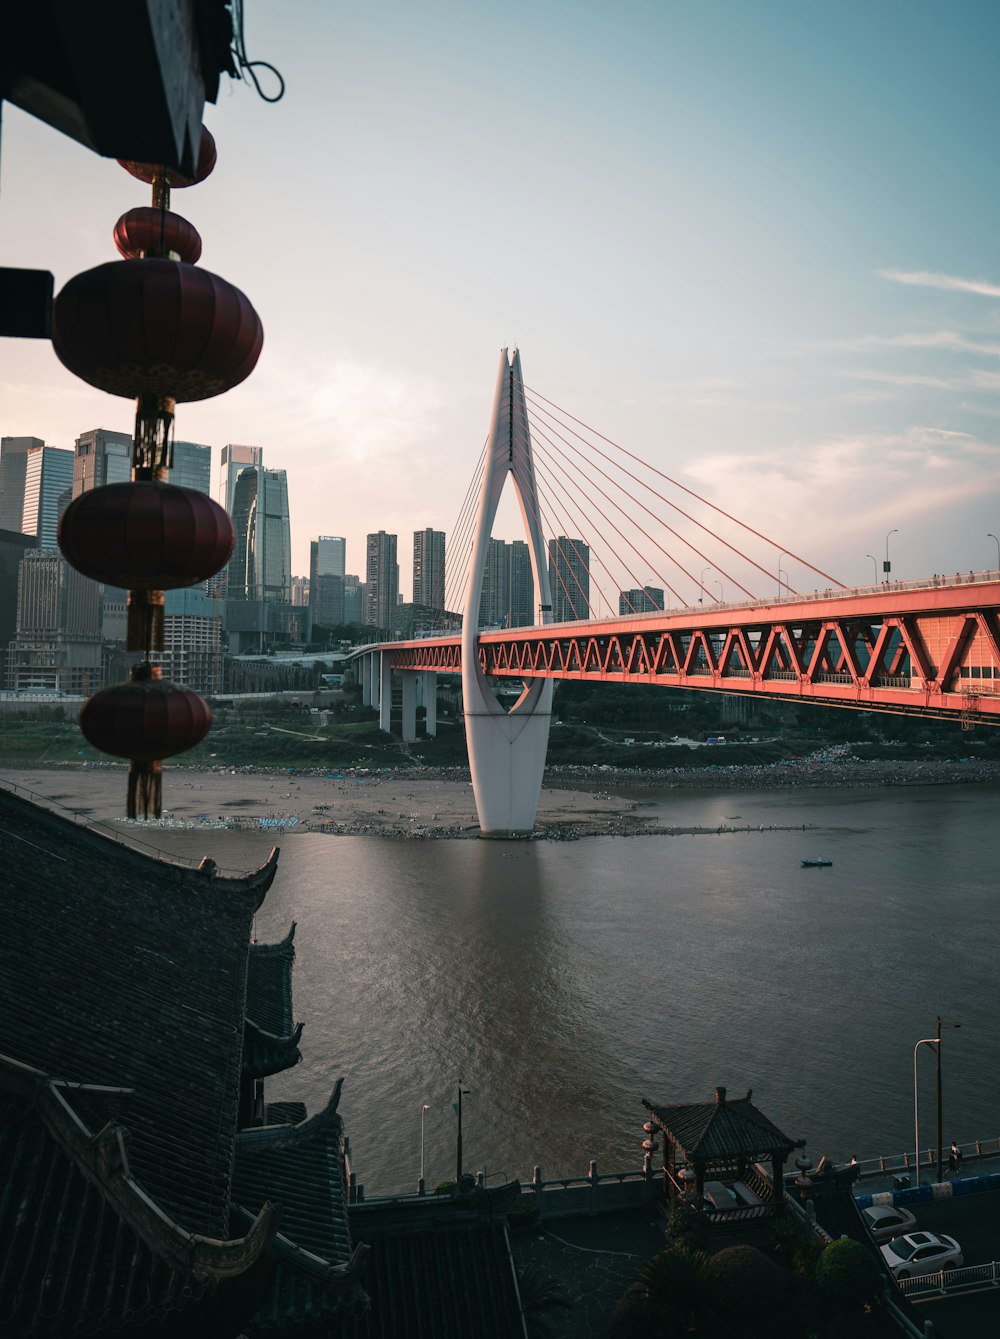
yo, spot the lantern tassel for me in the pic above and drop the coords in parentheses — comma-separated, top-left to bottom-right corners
(128, 759, 162, 820)
(127, 590, 164, 652)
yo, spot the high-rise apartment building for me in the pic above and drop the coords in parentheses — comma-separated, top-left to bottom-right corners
(343, 574, 363, 625)
(309, 536, 346, 630)
(508, 540, 534, 627)
(479, 538, 535, 628)
(365, 531, 398, 630)
(0, 437, 44, 532)
(619, 586, 664, 615)
(290, 576, 309, 607)
(231, 467, 292, 603)
(6, 550, 102, 693)
(412, 528, 445, 611)
(548, 537, 590, 621)
(21, 446, 73, 548)
(72, 427, 132, 498)
(0, 529, 38, 687)
(219, 443, 263, 515)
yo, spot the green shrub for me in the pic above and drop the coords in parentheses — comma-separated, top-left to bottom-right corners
(666, 1199, 712, 1253)
(712, 1243, 785, 1316)
(814, 1238, 881, 1307)
(433, 1179, 457, 1196)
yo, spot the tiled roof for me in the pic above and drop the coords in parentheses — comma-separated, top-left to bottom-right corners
(233, 1080, 369, 1334)
(344, 1196, 527, 1339)
(244, 925, 302, 1078)
(0, 784, 271, 1242)
(644, 1088, 801, 1162)
(0, 1054, 275, 1338)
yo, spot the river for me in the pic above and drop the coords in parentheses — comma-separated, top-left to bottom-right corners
(146, 781, 1000, 1196)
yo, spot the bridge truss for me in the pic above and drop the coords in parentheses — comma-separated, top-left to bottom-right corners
(388, 576, 1000, 726)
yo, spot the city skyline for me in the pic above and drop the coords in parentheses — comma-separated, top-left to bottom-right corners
(3, 4, 1000, 594)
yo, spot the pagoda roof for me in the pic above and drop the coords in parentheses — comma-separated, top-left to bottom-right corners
(0, 785, 268, 1238)
(0, 1053, 276, 1337)
(243, 924, 302, 1078)
(644, 1087, 802, 1163)
(232, 1080, 368, 1332)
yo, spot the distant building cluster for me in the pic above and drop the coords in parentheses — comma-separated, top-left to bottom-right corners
(0, 431, 654, 696)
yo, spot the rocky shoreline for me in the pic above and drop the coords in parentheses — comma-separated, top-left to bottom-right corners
(1, 754, 997, 843)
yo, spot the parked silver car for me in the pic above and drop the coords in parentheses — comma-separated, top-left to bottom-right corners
(861, 1204, 917, 1243)
(880, 1231, 963, 1279)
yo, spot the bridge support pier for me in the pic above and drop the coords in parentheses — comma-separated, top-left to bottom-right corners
(360, 651, 372, 707)
(423, 672, 437, 737)
(401, 671, 418, 743)
(463, 349, 553, 836)
(378, 653, 392, 733)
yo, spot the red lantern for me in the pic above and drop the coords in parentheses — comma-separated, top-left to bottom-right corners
(59, 481, 235, 651)
(81, 666, 212, 818)
(118, 127, 218, 190)
(114, 207, 203, 264)
(59, 482, 234, 587)
(51, 260, 263, 402)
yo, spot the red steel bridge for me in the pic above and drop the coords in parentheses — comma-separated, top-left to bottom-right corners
(386, 572, 1000, 726)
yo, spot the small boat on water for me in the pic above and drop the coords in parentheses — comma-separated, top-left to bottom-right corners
(801, 858, 833, 868)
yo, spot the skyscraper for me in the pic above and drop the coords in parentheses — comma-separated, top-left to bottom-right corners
(0, 436, 44, 532)
(365, 531, 398, 630)
(508, 539, 535, 627)
(619, 586, 665, 615)
(230, 467, 292, 603)
(412, 528, 445, 611)
(479, 538, 508, 627)
(21, 446, 73, 549)
(548, 537, 590, 621)
(310, 536, 347, 630)
(219, 443, 263, 515)
(170, 440, 212, 495)
(6, 549, 102, 693)
(72, 427, 132, 498)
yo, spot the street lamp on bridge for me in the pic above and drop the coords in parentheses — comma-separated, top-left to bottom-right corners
(913, 1017, 961, 1185)
(988, 534, 1000, 571)
(777, 551, 788, 597)
(714, 580, 723, 604)
(866, 554, 879, 586)
(884, 529, 898, 583)
(698, 567, 709, 604)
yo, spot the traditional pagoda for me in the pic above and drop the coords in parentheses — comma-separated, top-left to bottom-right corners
(643, 1086, 806, 1219)
(0, 785, 366, 1336)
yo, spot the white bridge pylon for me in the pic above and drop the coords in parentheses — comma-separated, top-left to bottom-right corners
(462, 348, 553, 836)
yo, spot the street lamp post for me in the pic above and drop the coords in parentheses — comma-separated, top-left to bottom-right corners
(419, 1103, 430, 1191)
(778, 568, 788, 598)
(989, 534, 1000, 571)
(699, 566, 709, 604)
(866, 554, 879, 586)
(884, 529, 898, 583)
(714, 580, 723, 604)
(455, 1081, 471, 1182)
(913, 1017, 960, 1185)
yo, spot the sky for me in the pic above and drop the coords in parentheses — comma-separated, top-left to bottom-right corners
(3, 0, 1000, 604)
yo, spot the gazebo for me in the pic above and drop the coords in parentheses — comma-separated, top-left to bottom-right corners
(643, 1087, 806, 1221)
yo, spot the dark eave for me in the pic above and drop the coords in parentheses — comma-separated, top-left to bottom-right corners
(0, 1054, 278, 1337)
(0, 786, 269, 1237)
(1, 0, 237, 176)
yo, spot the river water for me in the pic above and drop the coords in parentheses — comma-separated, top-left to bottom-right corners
(150, 782, 1000, 1196)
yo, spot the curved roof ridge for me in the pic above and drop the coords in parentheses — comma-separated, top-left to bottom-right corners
(0, 1053, 278, 1282)
(250, 919, 297, 956)
(238, 1079, 345, 1151)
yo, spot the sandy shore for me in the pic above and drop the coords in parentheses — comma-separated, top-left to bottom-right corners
(2, 754, 997, 841)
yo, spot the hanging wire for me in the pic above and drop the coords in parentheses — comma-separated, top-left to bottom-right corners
(230, 0, 286, 102)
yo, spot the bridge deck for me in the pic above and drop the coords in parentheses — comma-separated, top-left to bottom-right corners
(381, 574, 1000, 723)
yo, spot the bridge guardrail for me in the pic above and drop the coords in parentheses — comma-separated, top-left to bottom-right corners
(899, 1260, 1000, 1300)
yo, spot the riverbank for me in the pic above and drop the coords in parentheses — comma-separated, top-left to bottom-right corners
(1, 754, 997, 841)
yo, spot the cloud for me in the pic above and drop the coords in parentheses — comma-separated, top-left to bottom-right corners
(825, 330, 1000, 357)
(879, 269, 1000, 299)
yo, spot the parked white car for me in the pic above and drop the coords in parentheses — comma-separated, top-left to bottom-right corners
(861, 1204, 917, 1244)
(880, 1232, 963, 1279)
